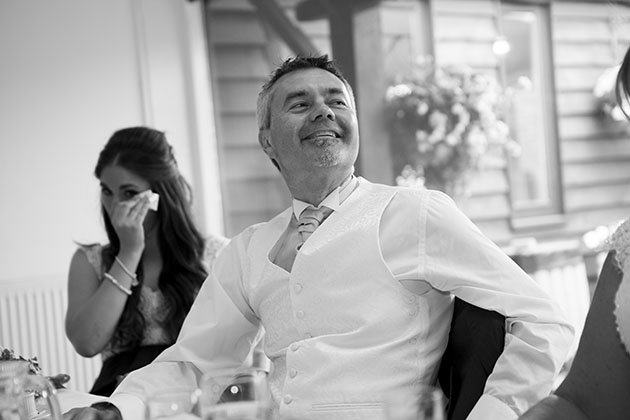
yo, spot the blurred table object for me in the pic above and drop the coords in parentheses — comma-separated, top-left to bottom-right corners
(56, 389, 106, 413)
(506, 238, 591, 359)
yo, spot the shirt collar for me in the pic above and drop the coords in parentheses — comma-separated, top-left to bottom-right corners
(292, 175, 358, 220)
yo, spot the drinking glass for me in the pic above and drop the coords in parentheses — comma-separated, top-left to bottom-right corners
(385, 385, 446, 420)
(197, 369, 272, 420)
(145, 388, 200, 420)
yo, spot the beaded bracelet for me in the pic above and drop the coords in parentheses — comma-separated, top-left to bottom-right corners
(114, 256, 139, 287)
(104, 272, 132, 296)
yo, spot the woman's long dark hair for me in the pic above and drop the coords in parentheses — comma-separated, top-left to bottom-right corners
(95, 126, 207, 350)
(616, 46, 630, 120)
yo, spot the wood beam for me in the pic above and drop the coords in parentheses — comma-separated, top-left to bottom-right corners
(297, 0, 393, 183)
(296, 0, 379, 21)
(249, 0, 319, 56)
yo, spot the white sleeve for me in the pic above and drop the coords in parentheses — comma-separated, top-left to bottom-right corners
(424, 191, 574, 419)
(109, 238, 262, 420)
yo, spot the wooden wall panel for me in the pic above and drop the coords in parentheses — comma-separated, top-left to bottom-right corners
(221, 114, 259, 147)
(552, 1, 630, 249)
(553, 44, 615, 67)
(205, 0, 630, 245)
(556, 91, 599, 116)
(207, 13, 268, 45)
(555, 67, 613, 92)
(563, 161, 630, 187)
(213, 47, 271, 79)
(561, 137, 630, 163)
(433, 15, 495, 40)
(558, 115, 613, 139)
(222, 147, 279, 181)
(432, 0, 494, 15)
(216, 80, 260, 114)
(553, 18, 612, 42)
(565, 184, 630, 212)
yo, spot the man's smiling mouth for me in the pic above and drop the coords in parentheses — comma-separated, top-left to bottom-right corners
(302, 130, 340, 141)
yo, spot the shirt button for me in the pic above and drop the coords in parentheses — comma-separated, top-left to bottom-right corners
(283, 394, 293, 404)
(293, 283, 303, 293)
(289, 368, 298, 378)
(304, 333, 312, 339)
(409, 338, 418, 345)
(296, 310, 305, 319)
(290, 343, 300, 352)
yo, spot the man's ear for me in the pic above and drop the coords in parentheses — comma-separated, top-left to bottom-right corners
(258, 130, 281, 172)
(258, 130, 275, 157)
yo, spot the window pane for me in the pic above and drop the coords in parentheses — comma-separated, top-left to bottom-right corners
(503, 10, 551, 210)
(499, 3, 562, 222)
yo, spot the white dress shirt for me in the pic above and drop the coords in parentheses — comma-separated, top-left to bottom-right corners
(108, 177, 573, 420)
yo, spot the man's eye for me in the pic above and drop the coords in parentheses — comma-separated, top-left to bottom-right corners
(289, 102, 307, 110)
(331, 99, 347, 107)
(101, 187, 112, 196)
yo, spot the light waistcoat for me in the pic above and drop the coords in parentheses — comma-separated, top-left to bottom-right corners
(243, 181, 452, 420)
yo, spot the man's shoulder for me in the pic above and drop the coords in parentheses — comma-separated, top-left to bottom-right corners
(229, 208, 292, 242)
(358, 178, 435, 201)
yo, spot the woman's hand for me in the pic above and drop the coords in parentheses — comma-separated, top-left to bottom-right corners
(108, 193, 152, 254)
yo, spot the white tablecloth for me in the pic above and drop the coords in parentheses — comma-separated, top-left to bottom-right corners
(56, 389, 106, 413)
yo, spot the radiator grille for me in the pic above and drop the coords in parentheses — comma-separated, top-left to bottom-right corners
(0, 279, 101, 393)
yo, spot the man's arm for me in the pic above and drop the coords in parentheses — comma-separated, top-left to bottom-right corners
(424, 191, 574, 419)
(102, 239, 261, 420)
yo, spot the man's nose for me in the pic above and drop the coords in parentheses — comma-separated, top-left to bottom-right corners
(311, 102, 335, 121)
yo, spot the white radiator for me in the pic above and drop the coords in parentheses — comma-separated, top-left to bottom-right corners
(528, 256, 592, 358)
(0, 276, 101, 393)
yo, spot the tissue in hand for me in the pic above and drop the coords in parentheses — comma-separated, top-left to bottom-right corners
(138, 190, 160, 211)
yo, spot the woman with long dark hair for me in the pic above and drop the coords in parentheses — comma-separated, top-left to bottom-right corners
(65, 126, 227, 396)
(518, 46, 630, 420)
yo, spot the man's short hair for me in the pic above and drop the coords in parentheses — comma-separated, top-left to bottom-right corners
(256, 54, 356, 130)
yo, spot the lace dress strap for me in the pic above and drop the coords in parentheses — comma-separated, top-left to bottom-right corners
(203, 234, 229, 271)
(77, 243, 104, 276)
(608, 219, 630, 355)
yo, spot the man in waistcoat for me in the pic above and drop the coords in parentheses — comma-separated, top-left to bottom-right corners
(67, 55, 573, 420)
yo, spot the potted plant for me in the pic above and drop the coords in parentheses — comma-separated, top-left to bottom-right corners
(384, 57, 518, 198)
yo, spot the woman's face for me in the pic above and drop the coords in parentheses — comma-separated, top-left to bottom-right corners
(99, 164, 156, 228)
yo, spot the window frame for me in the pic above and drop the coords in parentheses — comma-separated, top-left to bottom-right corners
(498, 1, 565, 230)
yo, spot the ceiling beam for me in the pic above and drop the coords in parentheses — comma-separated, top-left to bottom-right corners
(249, 0, 320, 56)
(296, 0, 379, 21)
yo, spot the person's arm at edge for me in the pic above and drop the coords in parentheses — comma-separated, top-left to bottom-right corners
(519, 251, 630, 419)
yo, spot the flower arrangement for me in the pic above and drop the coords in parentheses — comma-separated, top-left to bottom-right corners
(385, 57, 518, 197)
(593, 64, 630, 123)
(0, 347, 69, 390)
(0, 347, 42, 375)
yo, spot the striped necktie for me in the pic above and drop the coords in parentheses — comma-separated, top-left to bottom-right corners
(297, 205, 333, 250)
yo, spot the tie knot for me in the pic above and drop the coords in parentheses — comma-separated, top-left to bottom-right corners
(297, 206, 332, 248)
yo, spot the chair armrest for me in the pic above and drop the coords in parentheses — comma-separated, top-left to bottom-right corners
(438, 297, 505, 420)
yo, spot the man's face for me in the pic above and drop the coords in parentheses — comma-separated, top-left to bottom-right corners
(260, 68, 359, 180)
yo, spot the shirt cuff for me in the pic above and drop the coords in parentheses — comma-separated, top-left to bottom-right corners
(466, 394, 518, 420)
(108, 393, 145, 420)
